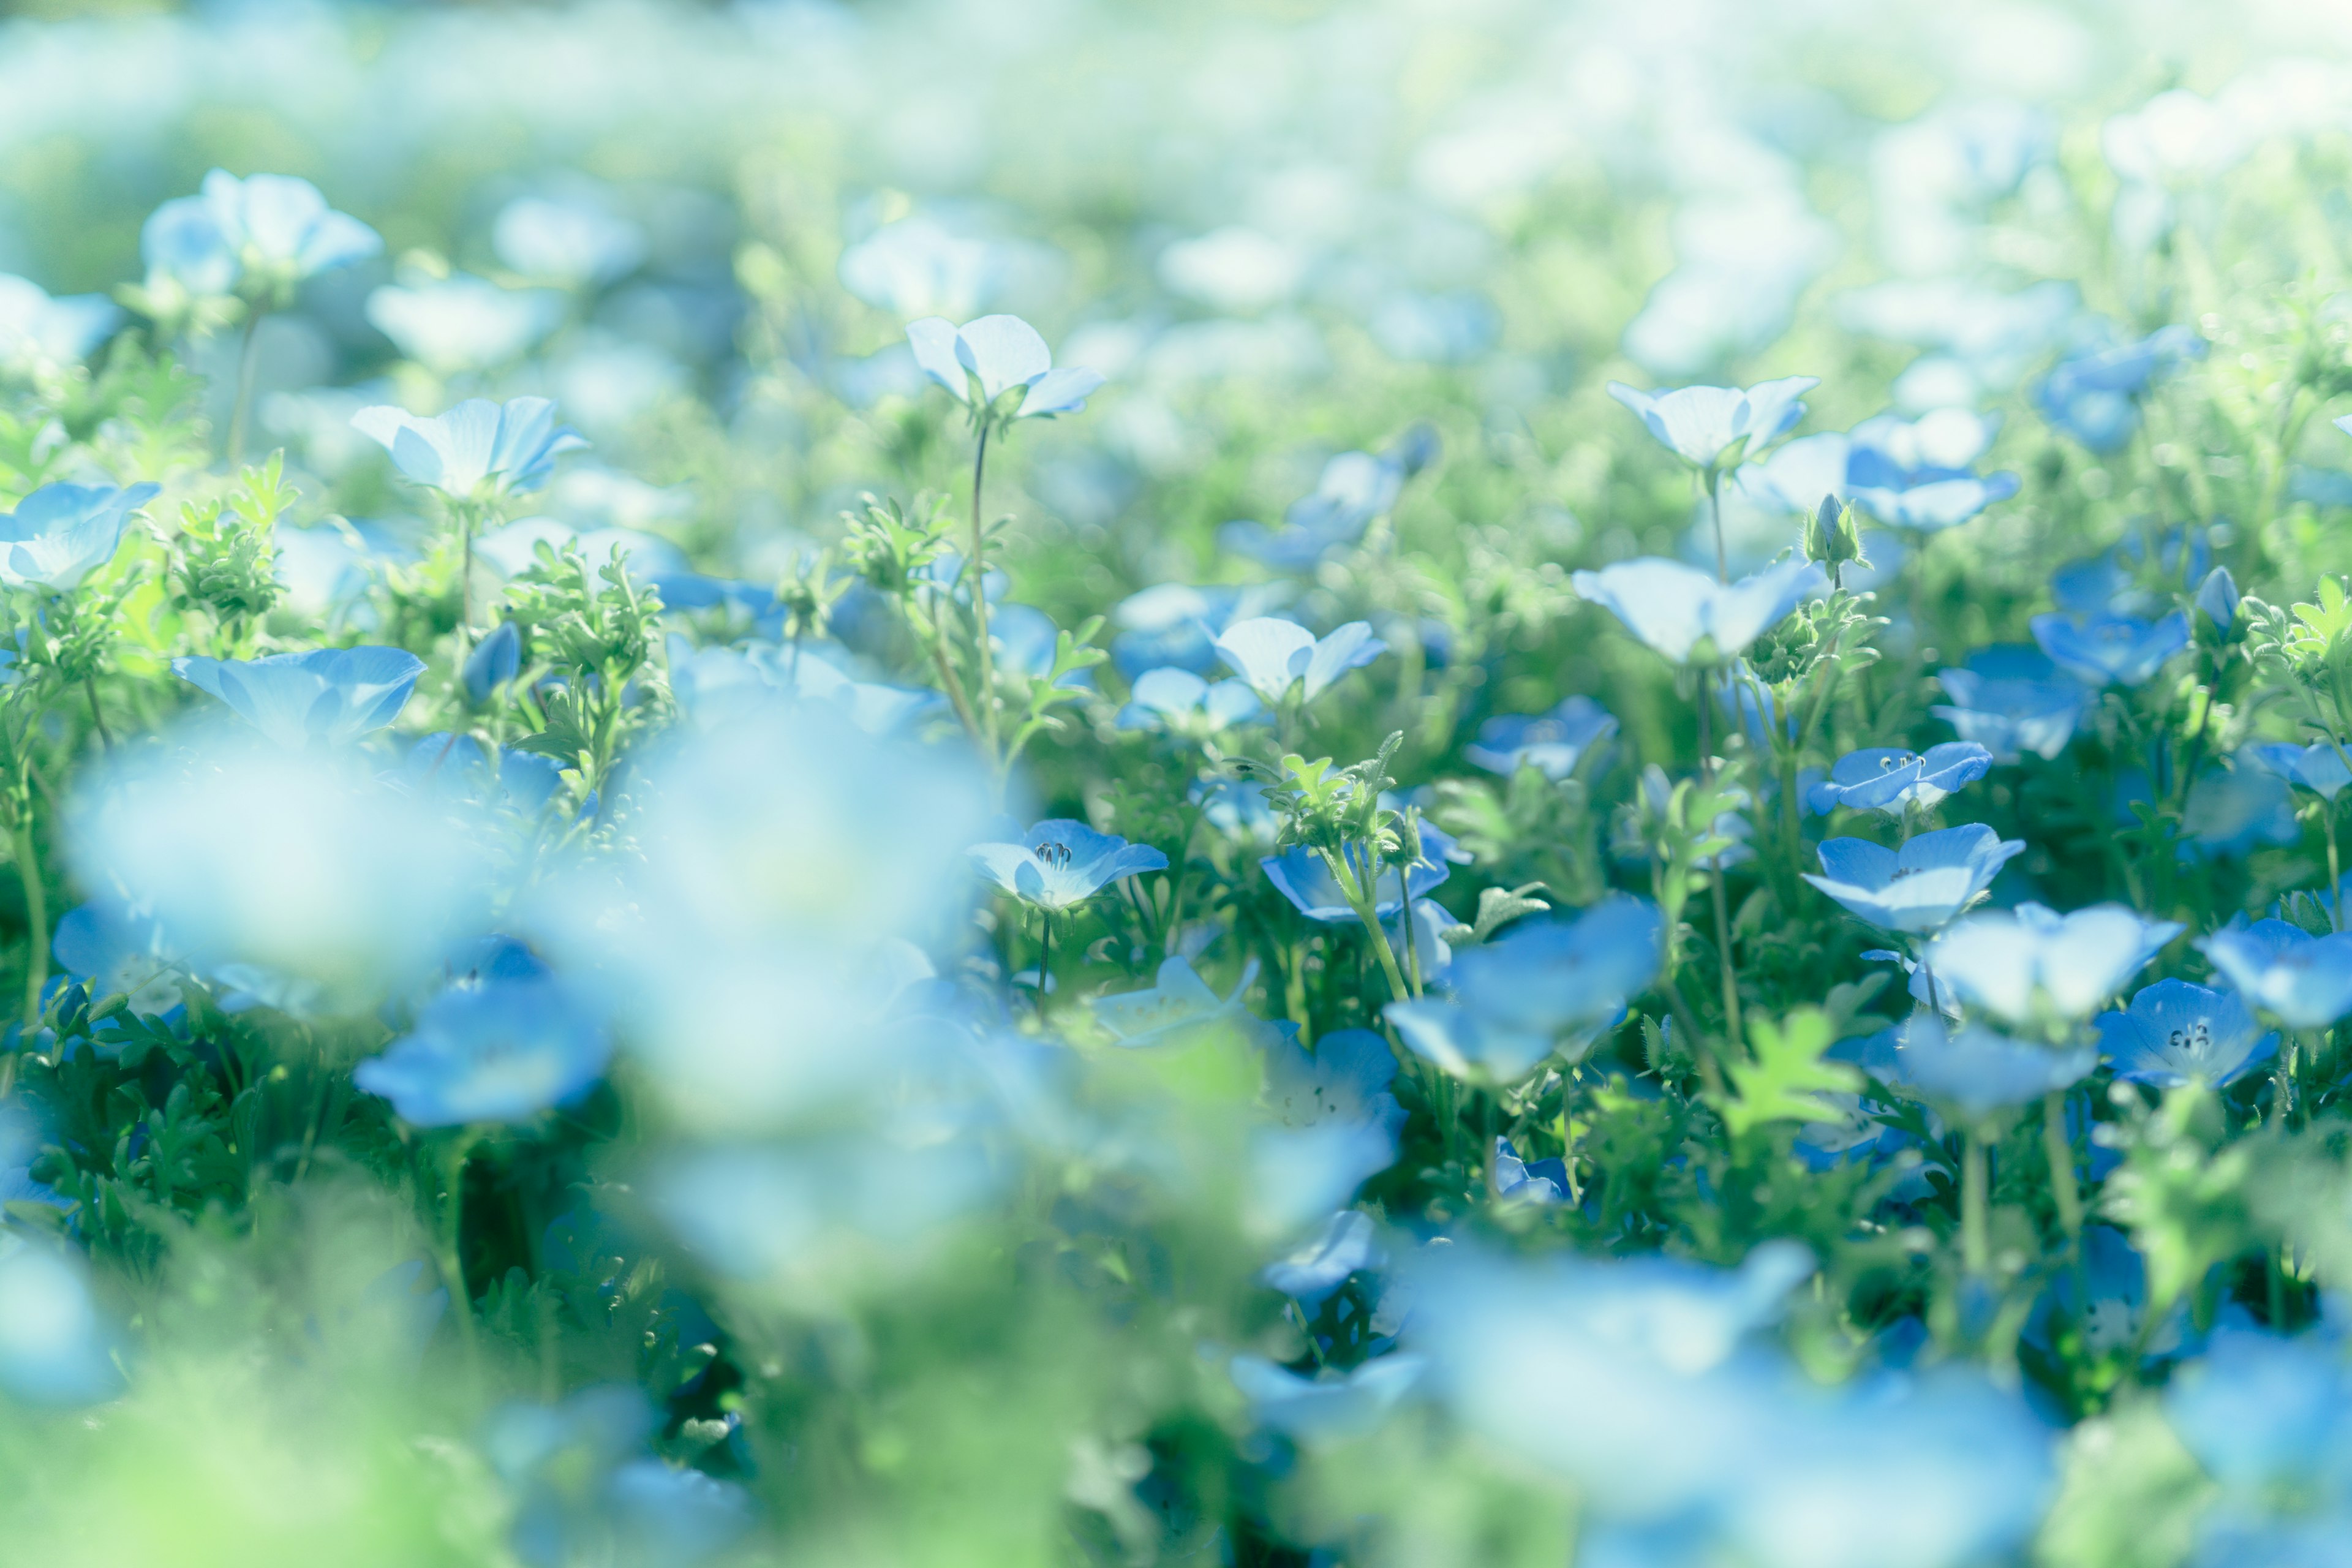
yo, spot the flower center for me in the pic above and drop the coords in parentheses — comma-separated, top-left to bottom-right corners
(1036, 840, 1074, 870)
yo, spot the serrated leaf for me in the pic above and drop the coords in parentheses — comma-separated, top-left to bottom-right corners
(1716, 1007, 1863, 1138)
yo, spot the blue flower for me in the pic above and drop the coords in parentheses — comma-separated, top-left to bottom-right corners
(1924, 902, 2182, 1022)
(2177, 764, 2299, 858)
(1806, 742, 1993, 817)
(1091, 956, 1283, 1050)
(1571, 557, 1827, 665)
(0, 1243, 122, 1406)
(0, 482, 159, 591)
(970, 819, 1167, 911)
(1493, 1136, 1570, 1204)
(1890, 1014, 2096, 1116)
(141, 170, 379, 302)
(364, 276, 564, 375)
(1384, 897, 1660, 1082)
(51, 902, 181, 1016)
(1228, 1351, 1423, 1442)
(1851, 471, 2021, 532)
(0, 274, 119, 368)
(2245, 741, 2352, 801)
(1219, 432, 1433, 568)
(492, 194, 646, 289)
(905, 314, 1103, 420)
(2034, 325, 2206, 452)
(2196, 565, 2240, 630)
(355, 976, 611, 1127)
(1115, 667, 1264, 734)
(1261, 821, 1462, 924)
(1212, 616, 1385, 704)
(173, 646, 425, 749)
(2199, 920, 2352, 1029)
(1804, 823, 2024, 934)
(352, 397, 589, 500)
(1259, 1207, 1382, 1302)
(1607, 377, 1819, 469)
(1464, 697, 1618, 780)
(2030, 609, 2191, 687)
(2095, 978, 2276, 1088)
(464, 620, 523, 703)
(402, 734, 566, 816)
(486, 1386, 751, 1568)
(1932, 646, 2084, 762)
(1108, 582, 1286, 677)
(1264, 1025, 1406, 1140)
(839, 216, 1011, 319)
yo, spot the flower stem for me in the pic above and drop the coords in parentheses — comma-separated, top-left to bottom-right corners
(227, 307, 264, 467)
(14, 815, 45, 1028)
(2042, 1090, 2082, 1242)
(1705, 464, 1728, 582)
(2274, 1035, 2301, 1129)
(83, 675, 110, 752)
(967, 421, 1000, 765)
(1961, 1130, 1990, 1275)
(1695, 671, 1743, 1050)
(437, 1133, 480, 1368)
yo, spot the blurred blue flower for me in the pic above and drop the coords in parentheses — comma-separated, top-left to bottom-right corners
(352, 397, 589, 500)
(1932, 646, 2084, 761)
(1607, 377, 1819, 469)
(402, 734, 565, 817)
(2095, 979, 2275, 1088)
(1465, 697, 1617, 780)
(2030, 609, 2190, 687)
(2177, 765, 2299, 858)
(970, 819, 1167, 911)
(1851, 471, 2020, 532)
(1259, 1207, 1381, 1302)
(464, 620, 523, 703)
(1571, 557, 1826, 665)
(840, 217, 1013, 320)
(906, 313, 1103, 420)
(989, 603, 1092, 692)
(1108, 582, 1287, 677)
(51, 902, 180, 1016)
(1261, 821, 1461, 924)
(1925, 902, 2181, 1023)
(2034, 325, 2206, 452)
(0, 274, 119, 368)
(1212, 616, 1385, 703)
(2040, 1226, 2185, 1358)
(2245, 741, 2352, 801)
(2199, 920, 2352, 1029)
(1371, 287, 1498, 363)
(365, 275, 564, 375)
(1891, 1014, 2096, 1116)
(1247, 1117, 1398, 1242)
(1807, 742, 1992, 816)
(1228, 1351, 1424, 1441)
(1115, 667, 1264, 734)
(1493, 1136, 1570, 1204)
(1093, 956, 1283, 1051)
(487, 1385, 751, 1568)
(0, 1243, 122, 1406)
(173, 646, 424, 749)
(1804, 823, 2024, 934)
(355, 976, 610, 1127)
(142, 170, 379, 301)
(1265, 1025, 1406, 1140)
(493, 193, 646, 288)
(2165, 1325, 2352, 1501)
(1384, 897, 1660, 1082)
(2196, 565, 2240, 630)
(0, 481, 159, 591)
(1220, 432, 1434, 569)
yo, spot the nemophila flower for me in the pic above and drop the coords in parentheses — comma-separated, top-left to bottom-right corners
(1926, 903, 2181, 1023)
(1227, 1352, 1423, 1442)
(351, 397, 589, 501)
(1850, 470, 2020, 532)
(173, 646, 425, 749)
(1093, 956, 1283, 1050)
(487, 1385, 752, 1568)
(0, 1243, 122, 1406)
(0, 481, 159, 591)
(355, 976, 611, 1127)
(1264, 1025, 1406, 1140)
(1109, 581, 1288, 677)
(365, 275, 564, 376)
(1260, 821, 1462, 923)
(1891, 1015, 2097, 1117)
(141, 170, 380, 304)
(1212, 616, 1385, 704)
(2199, 920, 2352, 1028)
(1219, 431, 1435, 568)
(1464, 697, 1618, 779)
(1248, 1116, 1398, 1242)
(1115, 667, 1264, 734)
(1259, 1207, 1381, 1303)
(2175, 764, 2298, 858)
(1384, 897, 1661, 1082)
(0, 275, 118, 369)
(1806, 742, 1993, 817)
(2034, 325, 2206, 453)
(1804, 823, 2024, 934)
(1493, 1136, 1570, 1205)
(2196, 565, 2240, 630)
(1606, 376, 1819, 469)
(464, 620, 523, 702)
(51, 903, 180, 1016)
(492, 194, 646, 289)
(839, 217, 1013, 320)
(1570, 557, 1826, 665)
(1791, 1094, 1908, 1174)
(402, 734, 565, 816)
(2095, 979, 2275, 1088)
(970, 820, 1166, 911)
(2246, 741, 2352, 800)
(905, 314, 1103, 421)
(2035, 1226, 2185, 1359)
(2163, 1324, 2352, 1507)
(1932, 646, 2084, 762)
(2030, 609, 2191, 687)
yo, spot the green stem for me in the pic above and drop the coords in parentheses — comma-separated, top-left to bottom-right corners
(967, 421, 1000, 765)
(83, 675, 111, 752)
(1705, 465, 1727, 583)
(2274, 1035, 2301, 1129)
(1962, 1130, 1990, 1276)
(2326, 805, 2343, 933)
(437, 1134, 480, 1366)
(1695, 670, 1743, 1049)
(14, 815, 45, 1028)
(1325, 848, 1410, 1005)
(2043, 1090, 2082, 1242)
(1035, 908, 1054, 1017)
(227, 307, 263, 466)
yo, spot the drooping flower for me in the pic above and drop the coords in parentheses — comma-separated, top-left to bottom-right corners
(2030, 609, 2191, 687)
(173, 647, 425, 749)
(1924, 903, 2182, 1023)
(2245, 741, 2352, 801)
(1890, 1014, 2097, 1117)
(355, 976, 611, 1128)
(1258, 1207, 1382, 1302)
(969, 820, 1167, 911)
(1384, 897, 1661, 1082)
(1607, 377, 1819, 469)
(1804, 824, 2024, 934)
(1807, 742, 1993, 817)
(0, 482, 159, 591)
(1114, 667, 1264, 734)
(2198, 920, 2352, 1029)
(1464, 697, 1618, 780)
(1931, 646, 2084, 762)
(1212, 617, 1385, 704)
(351, 397, 589, 500)
(905, 314, 1103, 420)
(2094, 978, 2275, 1088)
(1570, 557, 1827, 665)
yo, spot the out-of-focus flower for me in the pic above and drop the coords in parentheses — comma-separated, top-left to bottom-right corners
(2196, 565, 2241, 630)
(1924, 903, 2181, 1023)
(2199, 920, 2352, 1029)
(356, 976, 609, 1128)
(0, 1242, 122, 1406)
(1607, 377, 1818, 469)
(351, 397, 589, 500)
(365, 275, 564, 375)
(1890, 1015, 2096, 1117)
(1464, 697, 1617, 779)
(1932, 646, 2084, 761)
(1093, 956, 1280, 1050)
(464, 620, 524, 703)
(1493, 1136, 1570, 1204)
(0, 481, 159, 590)
(1108, 582, 1288, 677)
(1261, 821, 1462, 924)
(1807, 743, 1993, 817)
(2095, 978, 2275, 1088)
(493, 194, 646, 289)
(1571, 557, 1827, 665)
(1212, 617, 1384, 704)
(1385, 897, 1659, 1082)
(51, 903, 181, 1016)
(2030, 609, 2191, 687)
(1219, 431, 1436, 569)
(2245, 741, 2352, 801)
(1804, 824, 2024, 934)
(969, 820, 1166, 911)
(1259, 1208, 1382, 1303)
(839, 217, 1012, 320)
(1851, 471, 2019, 532)
(2176, 764, 2299, 858)
(141, 170, 379, 306)
(0, 275, 119, 370)
(1115, 667, 1264, 734)
(486, 1385, 752, 1568)
(173, 647, 424, 749)
(1227, 1352, 1424, 1441)
(905, 314, 1102, 420)
(2033, 325, 2205, 452)
(401, 735, 565, 817)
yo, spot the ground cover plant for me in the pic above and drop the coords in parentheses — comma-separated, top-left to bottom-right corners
(8, 1, 2352, 1564)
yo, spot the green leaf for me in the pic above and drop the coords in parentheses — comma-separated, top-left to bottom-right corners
(1716, 1007, 1863, 1138)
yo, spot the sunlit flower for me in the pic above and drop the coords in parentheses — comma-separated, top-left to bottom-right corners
(351, 396, 589, 500)
(2199, 919, 2352, 1028)
(905, 313, 1103, 420)
(2095, 978, 2275, 1088)
(1804, 823, 2023, 933)
(0, 482, 159, 590)
(969, 820, 1167, 911)
(1570, 557, 1826, 665)
(1924, 903, 2181, 1023)
(1607, 377, 1819, 469)
(1212, 617, 1385, 704)
(173, 647, 425, 749)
